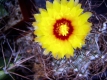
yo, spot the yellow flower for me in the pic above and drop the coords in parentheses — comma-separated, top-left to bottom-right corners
(33, 0, 92, 59)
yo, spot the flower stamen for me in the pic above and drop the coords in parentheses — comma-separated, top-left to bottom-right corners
(53, 18, 73, 40)
(59, 24, 69, 36)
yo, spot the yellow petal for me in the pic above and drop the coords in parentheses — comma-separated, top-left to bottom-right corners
(75, 4, 83, 16)
(39, 8, 48, 17)
(52, 53, 59, 59)
(78, 12, 92, 25)
(74, 22, 92, 35)
(67, 0, 74, 8)
(66, 51, 74, 58)
(61, 0, 68, 5)
(43, 49, 50, 55)
(34, 14, 41, 21)
(53, 0, 61, 12)
(75, 0, 79, 3)
(46, 1, 53, 9)
(68, 35, 83, 48)
(32, 22, 37, 29)
(75, 0, 79, 5)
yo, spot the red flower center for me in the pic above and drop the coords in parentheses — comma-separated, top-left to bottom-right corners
(53, 18, 74, 40)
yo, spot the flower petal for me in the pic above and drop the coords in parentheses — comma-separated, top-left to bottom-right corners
(78, 12, 92, 25)
(67, 0, 74, 8)
(61, 0, 68, 5)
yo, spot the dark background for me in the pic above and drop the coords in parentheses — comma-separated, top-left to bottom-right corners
(35, 0, 107, 14)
